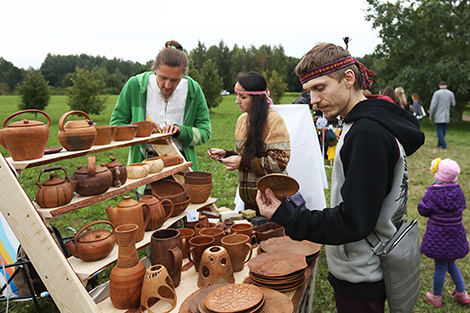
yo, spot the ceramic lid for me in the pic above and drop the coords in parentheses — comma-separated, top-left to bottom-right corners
(7, 119, 45, 128)
(117, 196, 139, 207)
(105, 157, 124, 168)
(64, 119, 94, 129)
(74, 163, 109, 174)
(77, 229, 112, 243)
(42, 173, 66, 186)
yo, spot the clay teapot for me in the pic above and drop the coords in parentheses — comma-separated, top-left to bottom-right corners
(65, 220, 115, 262)
(138, 195, 174, 231)
(72, 156, 113, 196)
(106, 196, 151, 242)
(0, 109, 50, 161)
(105, 157, 127, 187)
(35, 166, 78, 208)
(58, 110, 97, 151)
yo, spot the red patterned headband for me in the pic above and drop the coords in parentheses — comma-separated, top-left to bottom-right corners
(299, 56, 374, 90)
(234, 87, 273, 105)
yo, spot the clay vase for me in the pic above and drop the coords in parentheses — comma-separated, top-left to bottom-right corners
(221, 234, 253, 272)
(150, 229, 183, 287)
(58, 110, 97, 151)
(139, 195, 174, 231)
(176, 228, 195, 259)
(35, 166, 77, 208)
(110, 224, 146, 309)
(72, 156, 113, 196)
(0, 109, 50, 161)
(105, 157, 127, 187)
(140, 264, 177, 313)
(197, 246, 235, 289)
(199, 228, 225, 246)
(188, 235, 215, 272)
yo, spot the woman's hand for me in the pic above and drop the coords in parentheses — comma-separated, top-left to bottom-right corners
(256, 188, 282, 220)
(162, 124, 181, 135)
(220, 155, 241, 171)
(207, 148, 226, 160)
(151, 122, 162, 133)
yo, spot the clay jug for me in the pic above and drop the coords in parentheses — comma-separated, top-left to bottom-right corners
(58, 110, 97, 151)
(150, 229, 183, 287)
(105, 157, 128, 187)
(139, 195, 174, 231)
(0, 109, 50, 161)
(110, 224, 146, 309)
(72, 156, 113, 196)
(35, 166, 77, 208)
(64, 220, 115, 262)
(106, 196, 150, 242)
(197, 246, 235, 289)
(140, 265, 177, 313)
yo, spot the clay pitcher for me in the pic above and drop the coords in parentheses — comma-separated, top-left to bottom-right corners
(58, 110, 97, 151)
(139, 195, 174, 231)
(106, 196, 150, 242)
(110, 224, 146, 309)
(35, 166, 77, 208)
(150, 229, 183, 287)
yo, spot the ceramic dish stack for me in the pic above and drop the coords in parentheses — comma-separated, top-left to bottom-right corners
(257, 236, 321, 263)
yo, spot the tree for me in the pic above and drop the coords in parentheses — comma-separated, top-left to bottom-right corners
(16, 71, 50, 111)
(65, 67, 107, 114)
(197, 60, 223, 112)
(0, 58, 24, 94)
(263, 70, 287, 104)
(366, 0, 470, 120)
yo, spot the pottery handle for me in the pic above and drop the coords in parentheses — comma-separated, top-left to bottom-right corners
(243, 243, 253, 264)
(188, 246, 196, 268)
(58, 110, 91, 132)
(113, 166, 121, 187)
(37, 166, 68, 184)
(141, 203, 151, 229)
(160, 199, 174, 220)
(3, 109, 51, 129)
(87, 156, 96, 178)
(169, 246, 182, 278)
(74, 220, 115, 244)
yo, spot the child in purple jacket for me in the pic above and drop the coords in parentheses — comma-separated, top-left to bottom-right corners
(419, 158, 470, 307)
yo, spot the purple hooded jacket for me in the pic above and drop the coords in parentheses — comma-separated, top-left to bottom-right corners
(418, 183, 468, 260)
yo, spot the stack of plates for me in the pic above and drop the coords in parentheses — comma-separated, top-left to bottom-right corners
(258, 236, 321, 262)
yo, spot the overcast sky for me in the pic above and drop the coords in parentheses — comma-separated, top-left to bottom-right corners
(2, 0, 381, 70)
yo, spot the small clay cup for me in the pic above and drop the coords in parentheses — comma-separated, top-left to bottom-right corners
(188, 235, 215, 272)
(221, 233, 253, 272)
(114, 125, 138, 141)
(229, 223, 253, 237)
(194, 222, 217, 236)
(150, 229, 182, 287)
(132, 120, 153, 137)
(199, 228, 225, 246)
(176, 228, 195, 259)
(126, 163, 150, 179)
(94, 125, 116, 145)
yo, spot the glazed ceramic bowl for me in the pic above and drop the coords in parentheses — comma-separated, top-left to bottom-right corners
(114, 125, 138, 141)
(132, 121, 153, 137)
(151, 179, 187, 203)
(126, 163, 150, 179)
(183, 171, 212, 185)
(94, 125, 116, 145)
(163, 196, 191, 217)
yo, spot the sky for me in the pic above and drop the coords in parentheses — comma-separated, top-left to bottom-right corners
(2, 0, 382, 70)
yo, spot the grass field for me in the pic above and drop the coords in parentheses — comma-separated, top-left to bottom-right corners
(1, 94, 470, 312)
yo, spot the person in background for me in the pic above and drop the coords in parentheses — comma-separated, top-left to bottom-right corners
(256, 42, 424, 312)
(429, 81, 456, 150)
(395, 86, 408, 111)
(382, 86, 404, 109)
(293, 90, 312, 109)
(208, 72, 290, 214)
(412, 93, 424, 121)
(418, 158, 470, 307)
(110, 40, 211, 197)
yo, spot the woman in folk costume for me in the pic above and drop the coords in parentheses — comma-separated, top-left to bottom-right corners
(207, 72, 290, 213)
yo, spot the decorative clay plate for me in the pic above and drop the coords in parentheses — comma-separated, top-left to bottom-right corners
(257, 174, 299, 197)
(259, 236, 321, 258)
(204, 284, 264, 313)
(248, 252, 307, 277)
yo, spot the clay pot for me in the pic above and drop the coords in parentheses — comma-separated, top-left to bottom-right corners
(197, 246, 235, 289)
(126, 163, 150, 179)
(110, 224, 146, 309)
(221, 234, 253, 272)
(150, 229, 183, 287)
(140, 264, 177, 313)
(58, 110, 97, 151)
(199, 228, 225, 246)
(253, 222, 285, 243)
(105, 157, 127, 187)
(64, 220, 115, 262)
(114, 125, 137, 141)
(183, 171, 212, 185)
(132, 120, 153, 137)
(142, 157, 164, 174)
(72, 156, 113, 196)
(94, 125, 116, 145)
(139, 195, 174, 231)
(105, 196, 151, 242)
(0, 109, 50, 161)
(35, 166, 77, 208)
(151, 180, 187, 204)
(188, 235, 215, 272)
(176, 228, 195, 259)
(185, 182, 212, 204)
(163, 196, 191, 217)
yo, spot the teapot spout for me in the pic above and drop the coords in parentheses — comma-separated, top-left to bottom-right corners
(64, 241, 78, 258)
(105, 205, 117, 225)
(0, 130, 6, 149)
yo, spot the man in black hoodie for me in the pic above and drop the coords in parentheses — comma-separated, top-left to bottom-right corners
(256, 43, 425, 313)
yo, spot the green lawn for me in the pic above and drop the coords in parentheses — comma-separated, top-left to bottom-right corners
(1, 94, 470, 312)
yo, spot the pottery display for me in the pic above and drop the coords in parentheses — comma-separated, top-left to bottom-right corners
(257, 173, 299, 198)
(151, 179, 187, 203)
(105, 196, 150, 242)
(105, 157, 127, 187)
(94, 125, 116, 145)
(221, 233, 253, 272)
(58, 110, 97, 151)
(35, 166, 77, 208)
(109, 224, 146, 309)
(126, 162, 150, 179)
(188, 235, 215, 272)
(114, 125, 138, 141)
(72, 156, 113, 196)
(140, 264, 177, 313)
(176, 228, 195, 259)
(183, 171, 212, 185)
(204, 283, 264, 313)
(133, 120, 153, 137)
(0, 109, 51, 161)
(197, 246, 235, 289)
(184, 182, 212, 204)
(139, 195, 174, 231)
(199, 228, 225, 246)
(64, 220, 115, 262)
(142, 157, 164, 174)
(150, 229, 182, 287)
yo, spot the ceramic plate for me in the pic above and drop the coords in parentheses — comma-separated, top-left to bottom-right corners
(204, 284, 264, 313)
(257, 174, 299, 197)
(44, 146, 63, 154)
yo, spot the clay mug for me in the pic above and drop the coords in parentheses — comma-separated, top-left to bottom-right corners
(194, 222, 217, 236)
(229, 223, 253, 237)
(188, 235, 215, 272)
(199, 228, 225, 246)
(150, 229, 183, 287)
(176, 228, 195, 259)
(139, 195, 174, 231)
(221, 234, 253, 272)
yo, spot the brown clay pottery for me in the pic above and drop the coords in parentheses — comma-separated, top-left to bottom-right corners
(221, 233, 253, 272)
(183, 171, 212, 184)
(72, 156, 113, 196)
(142, 157, 164, 174)
(114, 125, 138, 141)
(105, 196, 151, 242)
(151, 179, 187, 203)
(194, 222, 217, 236)
(132, 120, 153, 137)
(58, 110, 97, 151)
(197, 246, 235, 289)
(176, 228, 195, 259)
(0, 109, 50, 161)
(248, 252, 307, 277)
(259, 236, 322, 260)
(139, 195, 174, 231)
(35, 166, 77, 208)
(150, 229, 183, 287)
(158, 154, 184, 167)
(188, 235, 215, 272)
(126, 162, 150, 179)
(64, 220, 115, 262)
(94, 125, 116, 145)
(184, 215, 208, 230)
(140, 264, 177, 313)
(110, 224, 146, 309)
(199, 228, 225, 246)
(105, 157, 127, 187)
(204, 283, 264, 313)
(257, 173, 299, 198)
(184, 182, 212, 204)
(230, 223, 254, 238)
(163, 195, 191, 217)
(253, 222, 285, 244)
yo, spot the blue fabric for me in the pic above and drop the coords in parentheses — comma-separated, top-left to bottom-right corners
(433, 259, 466, 296)
(435, 123, 448, 149)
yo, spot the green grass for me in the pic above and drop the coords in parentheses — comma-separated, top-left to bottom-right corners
(1, 95, 470, 312)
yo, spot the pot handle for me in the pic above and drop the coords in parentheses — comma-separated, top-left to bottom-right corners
(141, 203, 151, 229)
(58, 110, 92, 132)
(87, 156, 96, 178)
(168, 246, 182, 278)
(160, 199, 174, 220)
(187, 246, 196, 267)
(243, 242, 253, 264)
(3, 109, 51, 129)
(73, 220, 115, 244)
(37, 166, 69, 185)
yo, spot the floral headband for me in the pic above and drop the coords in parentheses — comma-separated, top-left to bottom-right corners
(234, 87, 273, 105)
(299, 56, 375, 90)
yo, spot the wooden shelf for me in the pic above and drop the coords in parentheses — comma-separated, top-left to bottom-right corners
(35, 162, 193, 218)
(68, 198, 217, 281)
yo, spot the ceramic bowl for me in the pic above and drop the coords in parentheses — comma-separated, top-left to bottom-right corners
(142, 157, 165, 173)
(151, 179, 187, 203)
(163, 195, 191, 217)
(184, 171, 212, 184)
(253, 222, 285, 243)
(184, 182, 212, 204)
(114, 125, 138, 141)
(94, 125, 116, 145)
(126, 163, 150, 179)
(132, 120, 153, 137)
